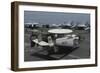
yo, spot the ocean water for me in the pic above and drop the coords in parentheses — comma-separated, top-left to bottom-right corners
(24, 11, 90, 25)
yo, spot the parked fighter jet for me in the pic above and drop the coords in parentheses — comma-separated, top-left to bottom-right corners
(75, 21, 90, 30)
(50, 24, 60, 28)
(24, 23, 32, 28)
(61, 22, 73, 29)
(25, 22, 41, 29)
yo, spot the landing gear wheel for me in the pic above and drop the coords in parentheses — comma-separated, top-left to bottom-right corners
(73, 39, 79, 48)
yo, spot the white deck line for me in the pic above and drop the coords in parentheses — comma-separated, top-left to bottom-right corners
(68, 54, 81, 59)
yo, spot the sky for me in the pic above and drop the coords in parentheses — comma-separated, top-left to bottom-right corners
(24, 11, 90, 25)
